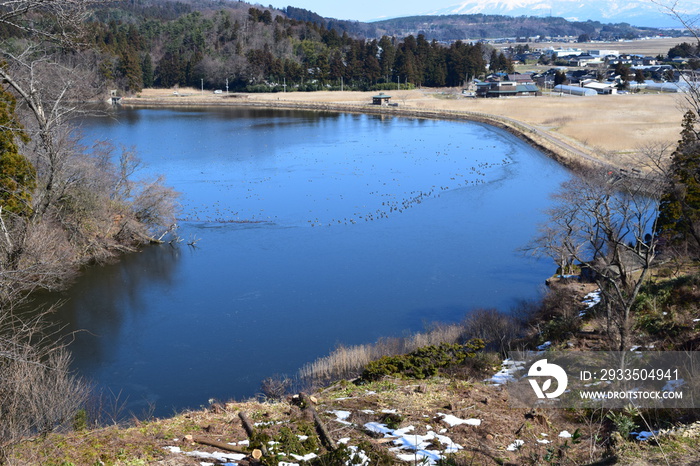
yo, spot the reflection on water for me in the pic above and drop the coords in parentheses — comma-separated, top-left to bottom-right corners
(36, 107, 570, 416)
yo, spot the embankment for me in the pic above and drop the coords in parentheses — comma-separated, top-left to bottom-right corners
(121, 94, 609, 173)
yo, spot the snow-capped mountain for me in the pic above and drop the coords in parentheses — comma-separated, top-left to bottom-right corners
(426, 0, 700, 28)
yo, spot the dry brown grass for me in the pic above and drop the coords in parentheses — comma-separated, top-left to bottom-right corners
(297, 323, 465, 388)
(511, 37, 688, 56)
(134, 87, 686, 168)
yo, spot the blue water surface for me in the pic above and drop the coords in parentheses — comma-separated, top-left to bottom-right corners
(53, 106, 570, 416)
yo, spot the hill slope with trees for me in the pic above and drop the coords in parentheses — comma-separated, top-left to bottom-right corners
(70, 0, 682, 95)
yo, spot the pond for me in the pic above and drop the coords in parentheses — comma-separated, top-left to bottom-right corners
(50, 106, 570, 417)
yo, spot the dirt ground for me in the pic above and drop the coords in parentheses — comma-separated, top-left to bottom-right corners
(14, 375, 700, 465)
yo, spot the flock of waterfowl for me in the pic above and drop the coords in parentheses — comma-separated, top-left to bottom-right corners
(178, 135, 514, 228)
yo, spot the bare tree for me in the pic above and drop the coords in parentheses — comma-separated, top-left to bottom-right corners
(651, 1, 700, 112)
(0, 307, 89, 462)
(0, 0, 178, 301)
(530, 170, 662, 350)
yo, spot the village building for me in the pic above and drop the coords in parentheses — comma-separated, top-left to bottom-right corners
(372, 93, 392, 106)
(507, 73, 535, 83)
(476, 81, 541, 97)
(582, 81, 617, 94)
(553, 84, 597, 96)
(569, 54, 604, 67)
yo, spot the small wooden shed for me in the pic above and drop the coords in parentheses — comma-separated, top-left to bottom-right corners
(372, 93, 392, 106)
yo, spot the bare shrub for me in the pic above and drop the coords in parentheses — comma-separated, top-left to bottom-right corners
(0, 308, 89, 462)
(462, 308, 522, 355)
(528, 286, 583, 345)
(260, 374, 293, 401)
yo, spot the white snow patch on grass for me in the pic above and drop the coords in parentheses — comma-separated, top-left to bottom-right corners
(487, 358, 526, 385)
(364, 422, 462, 464)
(438, 413, 481, 427)
(506, 439, 524, 451)
(163, 446, 246, 462)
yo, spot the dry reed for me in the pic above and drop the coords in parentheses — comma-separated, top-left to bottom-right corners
(297, 323, 465, 389)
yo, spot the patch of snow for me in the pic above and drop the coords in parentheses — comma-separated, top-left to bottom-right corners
(346, 445, 370, 465)
(438, 413, 481, 427)
(338, 437, 351, 444)
(487, 358, 526, 385)
(537, 341, 552, 350)
(537, 439, 551, 444)
(290, 453, 318, 461)
(364, 422, 462, 464)
(506, 439, 524, 451)
(329, 410, 353, 425)
(662, 379, 685, 392)
(559, 431, 572, 438)
(380, 409, 397, 414)
(364, 422, 393, 435)
(163, 446, 246, 463)
(394, 450, 441, 462)
(633, 431, 658, 441)
(329, 410, 351, 420)
(582, 290, 601, 307)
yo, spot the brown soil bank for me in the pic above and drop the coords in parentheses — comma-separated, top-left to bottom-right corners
(125, 88, 686, 172)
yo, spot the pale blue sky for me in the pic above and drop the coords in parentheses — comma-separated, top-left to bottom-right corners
(266, 1, 443, 22)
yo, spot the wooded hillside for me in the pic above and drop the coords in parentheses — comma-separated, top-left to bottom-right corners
(82, 1, 491, 93)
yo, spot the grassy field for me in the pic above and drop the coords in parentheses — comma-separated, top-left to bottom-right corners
(511, 36, 689, 56)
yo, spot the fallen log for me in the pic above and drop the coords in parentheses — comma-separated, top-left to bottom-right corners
(191, 436, 250, 454)
(238, 411, 269, 456)
(299, 392, 337, 451)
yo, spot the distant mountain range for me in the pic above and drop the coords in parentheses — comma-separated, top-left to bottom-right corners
(425, 0, 698, 28)
(284, 1, 690, 41)
(367, 14, 670, 41)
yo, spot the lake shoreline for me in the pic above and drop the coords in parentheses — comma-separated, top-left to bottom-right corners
(120, 92, 612, 173)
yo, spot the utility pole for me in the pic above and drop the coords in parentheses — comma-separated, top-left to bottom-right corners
(226, 78, 229, 95)
(201, 78, 204, 95)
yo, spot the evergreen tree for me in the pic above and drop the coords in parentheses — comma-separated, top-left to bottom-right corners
(118, 49, 143, 92)
(657, 110, 700, 252)
(0, 86, 35, 217)
(142, 53, 154, 88)
(378, 36, 395, 82)
(554, 70, 567, 86)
